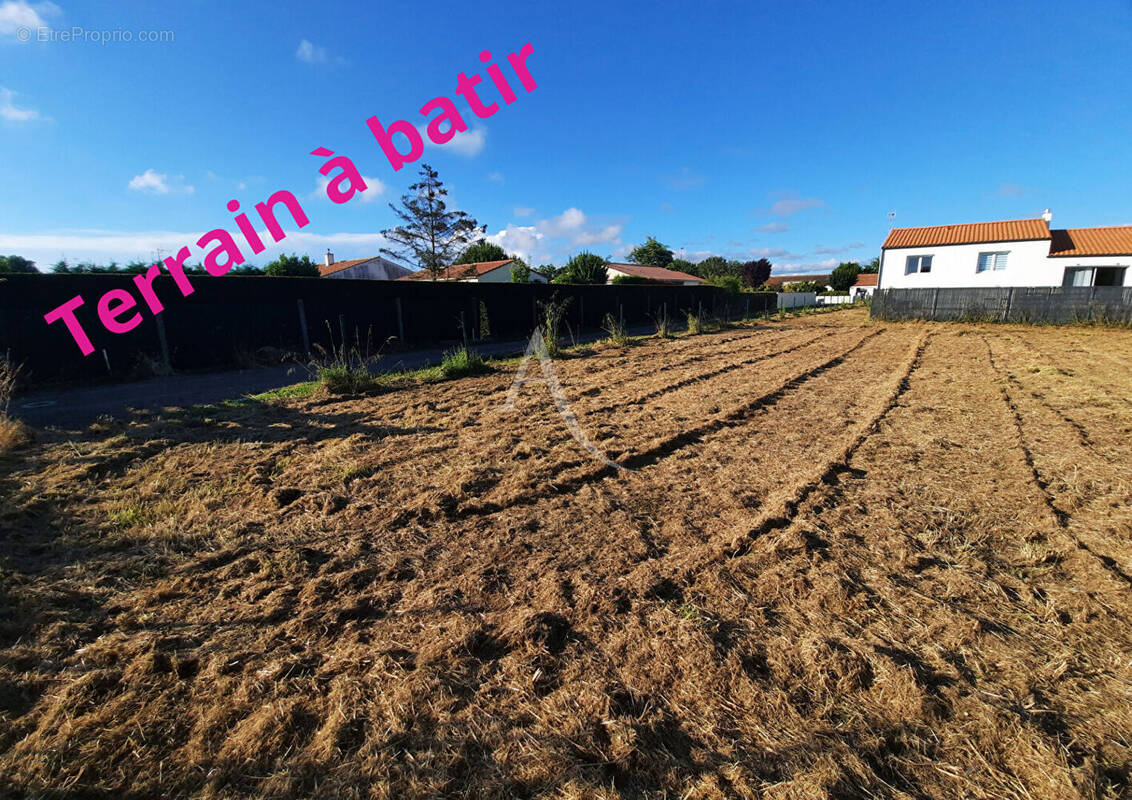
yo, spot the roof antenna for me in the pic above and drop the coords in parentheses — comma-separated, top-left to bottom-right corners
(887, 211, 896, 229)
(1041, 208, 1052, 224)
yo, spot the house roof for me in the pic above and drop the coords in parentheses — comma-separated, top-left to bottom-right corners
(764, 273, 830, 286)
(318, 256, 378, 277)
(883, 218, 1051, 249)
(606, 262, 704, 283)
(1048, 226, 1132, 257)
(853, 272, 879, 287)
(399, 259, 513, 280)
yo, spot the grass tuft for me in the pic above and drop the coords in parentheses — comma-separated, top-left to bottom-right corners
(439, 346, 489, 379)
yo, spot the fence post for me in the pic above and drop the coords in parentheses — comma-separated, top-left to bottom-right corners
(338, 314, 347, 349)
(1004, 287, 1015, 322)
(155, 313, 172, 373)
(929, 289, 939, 320)
(296, 299, 310, 356)
(394, 297, 405, 343)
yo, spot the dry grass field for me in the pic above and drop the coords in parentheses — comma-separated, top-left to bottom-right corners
(0, 308, 1130, 799)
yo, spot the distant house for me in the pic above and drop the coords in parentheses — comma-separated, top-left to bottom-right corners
(604, 263, 704, 285)
(852, 272, 878, 298)
(318, 251, 412, 280)
(764, 273, 832, 291)
(879, 211, 1132, 289)
(398, 259, 548, 283)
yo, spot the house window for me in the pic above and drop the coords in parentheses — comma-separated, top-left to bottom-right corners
(905, 255, 932, 275)
(976, 251, 1009, 272)
(1063, 266, 1127, 287)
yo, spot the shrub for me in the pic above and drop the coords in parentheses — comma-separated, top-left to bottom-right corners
(602, 313, 630, 347)
(317, 364, 375, 394)
(0, 353, 19, 417)
(312, 323, 386, 394)
(653, 308, 673, 338)
(552, 252, 607, 284)
(684, 306, 721, 334)
(610, 274, 658, 285)
(706, 274, 744, 294)
(440, 346, 489, 378)
(538, 295, 571, 358)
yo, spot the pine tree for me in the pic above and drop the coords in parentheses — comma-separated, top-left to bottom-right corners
(381, 164, 484, 280)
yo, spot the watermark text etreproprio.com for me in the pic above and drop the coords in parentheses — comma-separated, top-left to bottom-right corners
(17, 26, 175, 44)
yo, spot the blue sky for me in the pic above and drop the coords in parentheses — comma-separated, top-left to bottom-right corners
(1, 0, 1130, 274)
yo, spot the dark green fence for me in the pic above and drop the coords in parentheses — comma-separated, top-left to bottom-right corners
(0, 274, 776, 386)
(871, 286, 1132, 324)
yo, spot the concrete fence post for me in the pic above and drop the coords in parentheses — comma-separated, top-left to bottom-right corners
(930, 288, 939, 321)
(1004, 288, 1015, 322)
(394, 297, 405, 343)
(155, 314, 172, 373)
(296, 299, 310, 357)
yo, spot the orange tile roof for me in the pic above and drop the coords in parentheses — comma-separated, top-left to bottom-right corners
(399, 259, 513, 280)
(853, 272, 879, 287)
(606, 263, 703, 283)
(1048, 226, 1132, 257)
(883, 218, 1050, 249)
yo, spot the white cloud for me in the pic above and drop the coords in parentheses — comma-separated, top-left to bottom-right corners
(312, 173, 385, 203)
(813, 242, 864, 255)
(486, 224, 544, 263)
(572, 223, 622, 247)
(539, 207, 586, 237)
(0, 87, 43, 122)
(761, 191, 825, 217)
(417, 123, 487, 157)
(753, 222, 789, 233)
(295, 39, 328, 63)
(0, 1, 58, 36)
(770, 257, 839, 273)
(127, 169, 194, 195)
(513, 206, 534, 217)
(487, 171, 503, 183)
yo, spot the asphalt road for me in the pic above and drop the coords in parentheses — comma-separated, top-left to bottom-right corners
(11, 327, 651, 429)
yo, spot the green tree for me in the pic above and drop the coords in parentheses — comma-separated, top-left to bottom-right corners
(861, 257, 880, 274)
(510, 257, 532, 283)
(553, 252, 608, 284)
(456, 238, 507, 264)
(533, 263, 560, 282)
(627, 236, 674, 268)
(695, 255, 730, 278)
(264, 253, 319, 277)
(381, 163, 484, 279)
(669, 258, 696, 275)
(707, 273, 744, 293)
(52, 259, 70, 274)
(830, 262, 861, 293)
(740, 258, 772, 289)
(0, 255, 37, 274)
(783, 280, 825, 293)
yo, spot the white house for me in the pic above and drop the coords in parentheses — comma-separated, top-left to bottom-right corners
(318, 251, 412, 280)
(398, 259, 548, 283)
(879, 211, 1132, 290)
(604, 262, 704, 286)
(851, 272, 878, 298)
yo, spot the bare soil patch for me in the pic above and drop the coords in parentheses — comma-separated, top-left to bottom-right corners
(1, 310, 1129, 798)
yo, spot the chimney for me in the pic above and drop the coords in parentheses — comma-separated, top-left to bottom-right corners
(1041, 208, 1052, 224)
(324, 249, 334, 266)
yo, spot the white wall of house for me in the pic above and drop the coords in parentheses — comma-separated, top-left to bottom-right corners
(459, 265, 548, 283)
(880, 241, 1131, 289)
